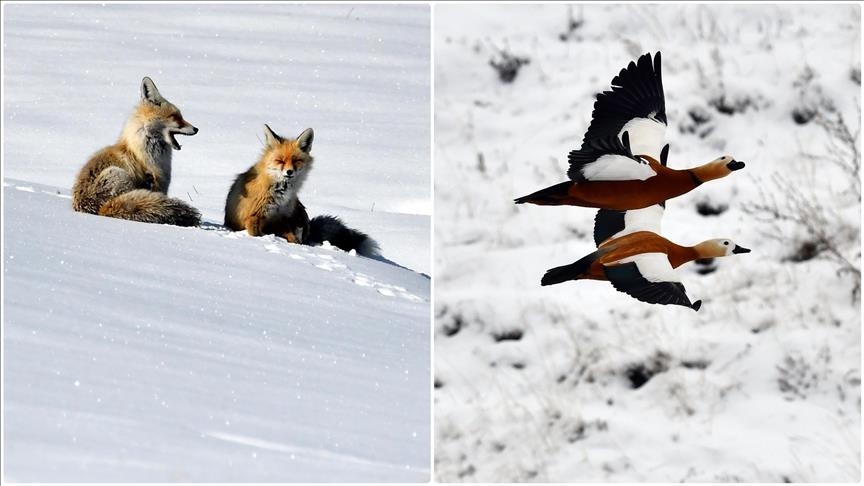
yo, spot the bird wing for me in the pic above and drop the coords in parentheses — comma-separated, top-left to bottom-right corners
(567, 131, 656, 182)
(581, 52, 667, 162)
(603, 253, 700, 310)
(593, 204, 665, 247)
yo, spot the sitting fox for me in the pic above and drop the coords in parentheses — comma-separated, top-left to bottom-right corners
(224, 124, 379, 256)
(71, 77, 201, 226)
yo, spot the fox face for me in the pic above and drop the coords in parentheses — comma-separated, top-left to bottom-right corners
(261, 125, 314, 191)
(136, 77, 198, 150)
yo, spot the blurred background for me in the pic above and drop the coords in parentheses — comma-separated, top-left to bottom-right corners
(434, 4, 860, 482)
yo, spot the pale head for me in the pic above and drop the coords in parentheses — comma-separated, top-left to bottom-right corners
(695, 238, 751, 258)
(713, 155, 745, 174)
(691, 155, 745, 183)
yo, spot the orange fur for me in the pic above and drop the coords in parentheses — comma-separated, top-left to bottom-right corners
(224, 127, 314, 242)
(516, 155, 740, 210)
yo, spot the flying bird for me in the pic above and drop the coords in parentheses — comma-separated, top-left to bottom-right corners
(514, 52, 745, 210)
(540, 202, 750, 311)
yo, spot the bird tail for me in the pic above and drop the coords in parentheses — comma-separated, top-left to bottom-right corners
(541, 251, 598, 286)
(308, 215, 380, 257)
(99, 189, 201, 227)
(514, 181, 573, 205)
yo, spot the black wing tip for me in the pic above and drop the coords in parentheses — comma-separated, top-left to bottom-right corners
(634, 51, 661, 71)
(636, 51, 660, 65)
(606, 263, 696, 309)
(580, 51, 666, 148)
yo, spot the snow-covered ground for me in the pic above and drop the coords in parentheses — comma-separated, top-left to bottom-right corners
(434, 4, 860, 482)
(3, 4, 430, 482)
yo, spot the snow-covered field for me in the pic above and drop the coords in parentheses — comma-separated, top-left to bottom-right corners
(434, 4, 860, 482)
(3, 4, 429, 482)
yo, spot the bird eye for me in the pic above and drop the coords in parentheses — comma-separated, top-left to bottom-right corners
(724, 241, 729, 246)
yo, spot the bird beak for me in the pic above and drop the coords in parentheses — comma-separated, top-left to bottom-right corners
(732, 245, 751, 254)
(726, 160, 745, 171)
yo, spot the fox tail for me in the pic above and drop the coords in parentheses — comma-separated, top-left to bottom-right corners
(308, 215, 380, 257)
(99, 189, 201, 227)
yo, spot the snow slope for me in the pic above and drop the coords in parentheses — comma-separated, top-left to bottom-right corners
(2, 4, 430, 482)
(434, 4, 860, 482)
(4, 180, 429, 482)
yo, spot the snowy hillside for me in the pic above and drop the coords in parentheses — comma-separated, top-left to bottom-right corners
(4, 181, 429, 482)
(3, 4, 430, 482)
(434, 4, 860, 482)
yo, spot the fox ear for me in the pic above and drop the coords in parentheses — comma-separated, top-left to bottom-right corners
(296, 128, 314, 153)
(263, 124, 283, 147)
(141, 77, 166, 105)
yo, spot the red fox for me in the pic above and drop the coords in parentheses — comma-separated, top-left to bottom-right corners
(72, 77, 201, 226)
(224, 124, 379, 256)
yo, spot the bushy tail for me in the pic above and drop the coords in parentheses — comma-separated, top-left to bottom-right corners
(99, 189, 201, 227)
(308, 215, 380, 257)
(541, 252, 598, 286)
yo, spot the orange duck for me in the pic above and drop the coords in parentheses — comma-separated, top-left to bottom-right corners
(514, 52, 745, 210)
(540, 204, 750, 311)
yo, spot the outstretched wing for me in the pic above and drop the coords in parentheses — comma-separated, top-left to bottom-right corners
(568, 131, 656, 182)
(582, 52, 667, 162)
(593, 204, 665, 247)
(603, 253, 700, 310)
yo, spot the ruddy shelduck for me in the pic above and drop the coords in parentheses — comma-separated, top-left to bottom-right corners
(540, 204, 750, 311)
(514, 52, 745, 210)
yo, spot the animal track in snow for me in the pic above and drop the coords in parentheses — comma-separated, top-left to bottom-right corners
(353, 273, 423, 302)
(234, 231, 425, 303)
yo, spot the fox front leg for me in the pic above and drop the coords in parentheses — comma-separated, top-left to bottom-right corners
(281, 227, 303, 244)
(244, 215, 264, 237)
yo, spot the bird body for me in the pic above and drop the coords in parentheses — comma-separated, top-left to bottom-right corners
(576, 231, 699, 280)
(514, 52, 745, 209)
(541, 206, 751, 311)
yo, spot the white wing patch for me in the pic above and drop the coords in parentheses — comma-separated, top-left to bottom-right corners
(619, 117, 666, 162)
(580, 154, 656, 181)
(605, 205, 664, 244)
(611, 252, 681, 283)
